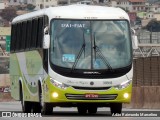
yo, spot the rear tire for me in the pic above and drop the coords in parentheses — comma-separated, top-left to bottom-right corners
(32, 102, 41, 113)
(20, 83, 32, 113)
(110, 103, 122, 115)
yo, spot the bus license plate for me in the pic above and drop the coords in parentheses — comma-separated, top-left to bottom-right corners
(85, 94, 99, 98)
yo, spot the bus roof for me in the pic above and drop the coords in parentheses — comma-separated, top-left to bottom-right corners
(12, 5, 130, 23)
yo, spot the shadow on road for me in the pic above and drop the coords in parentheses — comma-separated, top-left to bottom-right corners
(43, 111, 112, 117)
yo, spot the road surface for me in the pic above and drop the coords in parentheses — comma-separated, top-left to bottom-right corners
(0, 101, 160, 120)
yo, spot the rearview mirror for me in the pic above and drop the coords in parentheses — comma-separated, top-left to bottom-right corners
(43, 34, 50, 49)
(131, 28, 138, 49)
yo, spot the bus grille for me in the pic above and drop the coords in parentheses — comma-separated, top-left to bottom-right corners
(65, 94, 117, 100)
(72, 86, 111, 90)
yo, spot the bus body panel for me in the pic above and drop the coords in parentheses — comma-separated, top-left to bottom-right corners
(10, 50, 45, 102)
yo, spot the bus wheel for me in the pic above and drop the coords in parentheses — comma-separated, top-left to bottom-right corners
(20, 85, 32, 113)
(32, 102, 41, 113)
(41, 103, 53, 115)
(88, 106, 97, 114)
(77, 106, 87, 115)
(39, 88, 53, 115)
(110, 103, 122, 115)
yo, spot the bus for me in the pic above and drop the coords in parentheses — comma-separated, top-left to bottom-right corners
(10, 5, 138, 115)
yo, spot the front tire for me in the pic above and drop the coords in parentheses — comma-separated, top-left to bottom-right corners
(39, 85, 53, 115)
(88, 106, 97, 114)
(110, 103, 122, 115)
(77, 106, 87, 115)
(41, 103, 53, 115)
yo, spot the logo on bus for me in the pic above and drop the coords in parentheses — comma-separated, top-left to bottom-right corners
(83, 72, 101, 74)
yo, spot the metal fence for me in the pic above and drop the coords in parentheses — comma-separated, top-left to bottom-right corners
(133, 56, 160, 87)
(137, 29, 160, 44)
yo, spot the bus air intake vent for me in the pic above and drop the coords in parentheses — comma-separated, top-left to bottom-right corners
(72, 86, 111, 90)
(65, 94, 117, 100)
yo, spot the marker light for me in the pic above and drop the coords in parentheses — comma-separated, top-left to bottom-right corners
(52, 92, 59, 98)
(123, 93, 129, 99)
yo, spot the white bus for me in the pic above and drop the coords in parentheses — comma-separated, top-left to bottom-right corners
(10, 5, 138, 115)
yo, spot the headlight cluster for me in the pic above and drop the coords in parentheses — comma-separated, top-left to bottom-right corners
(114, 80, 132, 90)
(50, 78, 69, 90)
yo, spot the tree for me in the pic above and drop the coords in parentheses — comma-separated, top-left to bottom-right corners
(145, 19, 160, 32)
(27, 4, 36, 11)
(0, 7, 17, 22)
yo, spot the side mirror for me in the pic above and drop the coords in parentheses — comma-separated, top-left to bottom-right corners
(43, 34, 50, 49)
(131, 28, 138, 49)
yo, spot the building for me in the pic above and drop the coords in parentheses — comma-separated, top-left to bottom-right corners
(76, 0, 109, 5)
(154, 13, 160, 21)
(128, 12, 137, 25)
(0, 27, 11, 42)
(8, 0, 24, 6)
(8, 0, 58, 10)
(3, 0, 9, 8)
(0, 27, 11, 58)
(0, 0, 5, 10)
(147, 4, 160, 13)
(31, 0, 59, 10)
(110, 0, 147, 12)
(43, 0, 58, 8)
(77, 0, 93, 5)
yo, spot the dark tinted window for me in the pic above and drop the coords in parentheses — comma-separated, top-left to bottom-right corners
(15, 23, 21, 51)
(37, 17, 43, 48)
(10, 24, 16, 52)
(21, 22, 27, 50)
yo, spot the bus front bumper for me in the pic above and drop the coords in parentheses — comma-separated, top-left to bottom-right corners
(43, 81, 132, 104)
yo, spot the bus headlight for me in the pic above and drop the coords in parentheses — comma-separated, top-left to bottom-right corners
(50, 78, 69, 90)
(114, 80, 132, 90)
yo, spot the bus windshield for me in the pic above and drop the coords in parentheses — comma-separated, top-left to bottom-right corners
(50, 20, 132, 70)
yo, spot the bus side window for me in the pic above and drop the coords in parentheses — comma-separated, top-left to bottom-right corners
(34, 19, 38, 49)
(19, 23, 23, 51)
(16, 23, 20, 51)
(19, 22, 24, 51)
(37, 17, 43, 48)
(31, 19, 38, 49)
(22, 21, 27, 50)
(11, 24, 16, 52)
(25, 21, 30, 50)
(29, 20, 33, 49)
(44, 15, 49, 29)
(26, 20, 32, 50)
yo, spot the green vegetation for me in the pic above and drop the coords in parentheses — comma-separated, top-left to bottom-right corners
(145, 19, 160, 32)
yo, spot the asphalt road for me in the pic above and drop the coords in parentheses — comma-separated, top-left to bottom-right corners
(0, 101, 160, 120)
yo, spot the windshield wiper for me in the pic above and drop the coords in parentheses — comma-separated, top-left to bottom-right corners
(93, 34, 113, 70)
(71, 33, 86, 72)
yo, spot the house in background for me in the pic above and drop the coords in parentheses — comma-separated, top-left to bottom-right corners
(154, 13, 160, 21)
(8, 0, 59, 10)
(147, 4, 160, 13)
(0, 0, 5, 11)
(110, 0, 147, 12)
